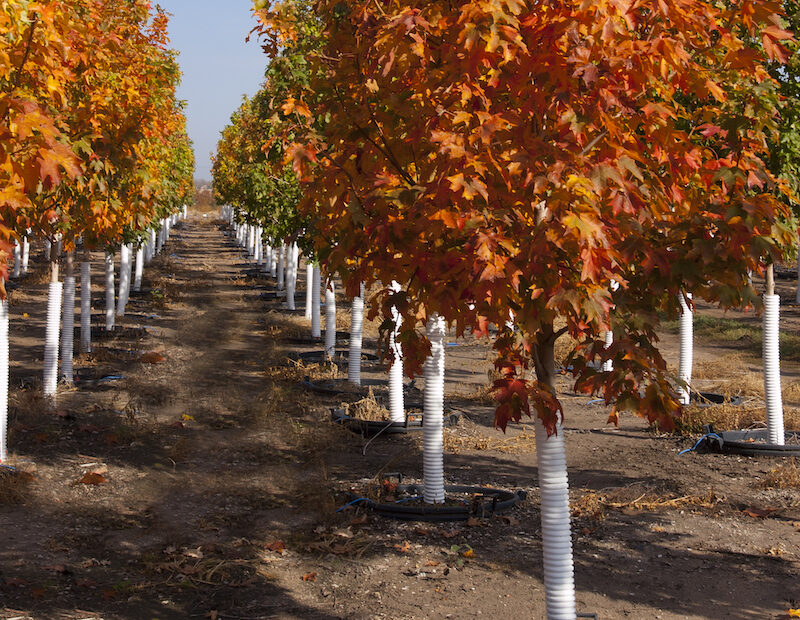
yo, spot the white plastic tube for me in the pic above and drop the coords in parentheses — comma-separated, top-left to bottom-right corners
(286, 244, 297, 311)
(255, 228, 263, 266)
(678, 293, 693, 405)
(247, 225, 255, 259)
(423, 313, 446, 504)
(763, 294, 785, 445)
(183, 205, 188, 219)
(43, 280, 63, 400)
(156, 226, 165, 255)
(133, 245, 144, 292)
(389, 281, 405, 423)
(348, 283, 365, 385)
(12, 242, 20, 278)
(601, 330, 613, 373)
(311, 265, 321, 338)
(325, 280, 336, 359)
(534, 417, 577, 620)
(277, 244, 286, 292)
(116, 243, 131, 316)
(80, 260, 91, 353)
(60, 263, 75, 383)
(305, 263, 313, 320)
(21, 237, 29, 275)
(105, 252, 115, 331)
(270, 245, 277, 278)
(0, 298, 8, 462)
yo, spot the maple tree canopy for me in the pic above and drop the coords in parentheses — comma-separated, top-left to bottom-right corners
(0, 0, 193, 287)
(253, 0, 797, 434)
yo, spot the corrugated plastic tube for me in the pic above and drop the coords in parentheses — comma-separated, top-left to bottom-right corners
(21, 237, 29, 275)
(534, 417, 577, 620)
(305, 263, 313, 320)
(157, 226, 164, 255)
(12, 242, 20, 278)
(43, 280, 63, 401)
(60, 260, 75, 383)
(423, 314, 446, 504)
(325, 280, 336, 359)
(601, 330, 613, 373)
(348, 283, 365, 385)
(116, 244, 131, 316)
(270, 245, 277, 278)
(678, 293, 693, 405)
(133, 245, 143, 292)
(277, 244, 286, 292)
(286, 247, 297, 310)
(80, 260, 91, 353)
(311, 266, 321, 338)
(247, 225, 255, 259)
(105, 252, 115, 331)
(389, 281, 405, 423)
(255, 228, 263, 266)
(0, 298, 8, 462)
(763, 294, 785, 445)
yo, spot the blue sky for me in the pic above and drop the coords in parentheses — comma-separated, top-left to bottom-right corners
(157, 1, 267, 180)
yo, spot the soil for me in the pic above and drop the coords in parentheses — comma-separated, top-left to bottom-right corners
(1, 212, 799, 620)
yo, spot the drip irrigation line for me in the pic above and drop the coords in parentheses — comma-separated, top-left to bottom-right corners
(678, 433, 722, 456)
(362, 420, 396, 455)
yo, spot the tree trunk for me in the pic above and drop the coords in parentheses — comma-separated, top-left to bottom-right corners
(532, 321, 577, 620)
(105, 252, 115, 331)
(60, 252, 75, 384)
(43, 251, 62, 402)
(389, 281, 405, 423)
(0, 288, 8, 461)
(764, 263, 785, 445)
(311, 265, 321, 338)
(324, 279, 336, 359)
(348, 283, 365, 385)
(423, 313, 446, 504)
(80, 250, 91, 353)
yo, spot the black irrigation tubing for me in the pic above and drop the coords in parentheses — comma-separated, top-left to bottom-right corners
(331, 407, 462, 436)
(297, 350, 380, 364)
(698, 424, 800, 457)
(286, 331, 351, 345)
(344, 480, 526, 522)
(691, 392, 743, 408)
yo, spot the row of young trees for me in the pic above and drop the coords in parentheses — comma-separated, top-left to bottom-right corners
(0, 1, 194, 460)
(216, 0, 798, 616)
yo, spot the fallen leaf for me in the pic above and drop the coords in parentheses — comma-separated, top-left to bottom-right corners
(302, 572, 317, 582)
(414, 526, 432, 536)
(424, 560, 440, 567)
(461, 548, 475, 558)
(265, 540, 285, 553)
(181, 414, 195, 421)
(743, 506, 776, 519)
(79, 471, 107, 485)
(22, 313, 29, 318)
(466, 517, 483, 527)
(382, 479, 398, 494)
(139, 352, 166, 364)
(441, 529, 461, 539)
(498, 515, 519, 526)
(349, 515, 369, 526)
(393, 541, 411, 553)
(788, 609, 800, 618)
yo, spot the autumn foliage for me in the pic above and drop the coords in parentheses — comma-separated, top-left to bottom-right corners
(253, 0, 797, 434)
(1, 0, 192, 282)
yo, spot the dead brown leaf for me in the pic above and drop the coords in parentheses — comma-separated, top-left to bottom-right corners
(441, 529, 461, 539)
(302, 572, 317, 582)
(78, 471, 107, 485)
(265, 540, 285, 554)
(139, 352, 166, 364)
(743, 505, 777, 519)
(393, 540, 411, 553)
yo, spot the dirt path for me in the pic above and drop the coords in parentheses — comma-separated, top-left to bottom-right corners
(1, 215, 798, 619)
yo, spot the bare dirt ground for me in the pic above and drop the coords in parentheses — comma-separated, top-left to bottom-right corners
(1, 214, 798, 619)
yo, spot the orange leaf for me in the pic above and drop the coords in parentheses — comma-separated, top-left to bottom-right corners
(302, 572, 317, 582)
(79, 472, 107, 485)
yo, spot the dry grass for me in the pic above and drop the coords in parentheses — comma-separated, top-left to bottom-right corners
(264, 358, 340, 383)
(346, 388, 390, 421)
(572, 483, 724, 520)
(760, 459, 800, 489)
(443, 428, 537, 454)
(675, 402, 800, 435)
(0, 467, 34, 504)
